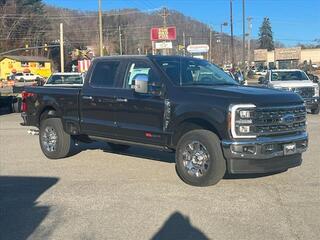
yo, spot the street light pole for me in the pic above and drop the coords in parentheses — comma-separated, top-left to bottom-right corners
(247, 17, 252, 66)
(230, 0, 234, 68)
(98, 0, 103, 56)
(220, 22, 228, 65)
(242, 0, 246, 71)
(60, 23, 64, 73)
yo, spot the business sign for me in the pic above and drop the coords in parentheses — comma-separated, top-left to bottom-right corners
(155, 41, 173, 49)
(275, 47, 301, 60)
(150, 27, 176, 41)
(187, 44, 210, 53)
(254, 49, 268, 62)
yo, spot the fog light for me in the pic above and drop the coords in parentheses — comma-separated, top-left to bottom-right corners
(265, 144, 275, 152)
(243, 146, 256, 154)
(239, 125, 251, 133)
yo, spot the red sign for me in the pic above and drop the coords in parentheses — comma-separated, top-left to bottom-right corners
(150, 27, 176, 41)
(78, 59, 91, 73)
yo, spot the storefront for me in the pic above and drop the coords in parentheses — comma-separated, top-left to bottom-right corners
(254, 47, 320, 69)
(0, 55, 52, 80)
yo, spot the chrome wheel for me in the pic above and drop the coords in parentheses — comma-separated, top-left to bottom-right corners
(42, 126, 58, 152)
(182, 141, 210, 177)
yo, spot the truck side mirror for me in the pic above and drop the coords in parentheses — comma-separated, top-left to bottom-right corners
(313, 75, 319, 83)
(132, 74, 148, 94)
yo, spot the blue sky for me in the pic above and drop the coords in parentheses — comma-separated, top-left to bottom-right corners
(44, 0, 320, 46)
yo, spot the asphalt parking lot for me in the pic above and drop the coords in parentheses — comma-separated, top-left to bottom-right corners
(0, 113, 319, 240)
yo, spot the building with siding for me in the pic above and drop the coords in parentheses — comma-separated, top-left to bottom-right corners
(0, 55, 52, 80)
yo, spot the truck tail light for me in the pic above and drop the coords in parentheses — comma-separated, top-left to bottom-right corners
(21, 91, 35, 112)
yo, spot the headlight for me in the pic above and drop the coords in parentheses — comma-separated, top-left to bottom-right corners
(314, 85, 319, 97)
(229, 104, 256, 138)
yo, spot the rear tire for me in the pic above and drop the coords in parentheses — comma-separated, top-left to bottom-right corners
(39, 118, 72, 159)
(175, 130, 226, 187)
(108, 143, 130, 152)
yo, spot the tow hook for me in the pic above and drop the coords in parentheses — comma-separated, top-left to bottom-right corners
(28, 129, 39, 135)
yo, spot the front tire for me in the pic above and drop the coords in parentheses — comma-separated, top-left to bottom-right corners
(39, 118, 72, 159)
(175, 130, 226, 187)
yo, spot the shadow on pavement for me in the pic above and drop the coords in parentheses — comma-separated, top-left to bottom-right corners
(73, 140, 175, 163)
(151, 212, 209, 240)
(0, 176, 59, 240)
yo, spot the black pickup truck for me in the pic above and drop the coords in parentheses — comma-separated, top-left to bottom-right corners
(21, 55, 308, 186)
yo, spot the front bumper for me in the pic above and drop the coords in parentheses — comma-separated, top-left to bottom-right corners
(304, 97, 319, 110)
(221, 132, 308, 174)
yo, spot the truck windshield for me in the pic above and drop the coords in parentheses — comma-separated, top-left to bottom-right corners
(46, 74, 83, 84)
(155, 58, 238, 86)
(271, 71, 309, 81)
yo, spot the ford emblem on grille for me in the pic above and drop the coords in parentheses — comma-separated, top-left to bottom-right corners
(280, 114, 295, 124)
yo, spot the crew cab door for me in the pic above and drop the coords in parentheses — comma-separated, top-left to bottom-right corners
(114, 59, 167, 145)
(80, 60, 124, 138)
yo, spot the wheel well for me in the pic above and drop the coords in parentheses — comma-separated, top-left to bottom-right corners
(39, 106, 58, 124)
(172, 118, 220, 147)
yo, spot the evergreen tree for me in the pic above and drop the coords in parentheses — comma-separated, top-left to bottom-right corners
(258, 17, 274, 51)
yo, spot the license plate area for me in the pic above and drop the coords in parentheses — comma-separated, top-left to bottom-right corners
(283, 143, 297, 155)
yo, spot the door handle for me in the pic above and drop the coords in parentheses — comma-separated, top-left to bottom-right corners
(82, 96, 93, 100)
(116, 98, 128, 102)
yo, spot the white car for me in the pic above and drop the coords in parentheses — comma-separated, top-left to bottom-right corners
(14, 72, 43, 82)
(44, 72, 84, 87)
(262, 69, 319, 114)
(255, 69, 267, 76)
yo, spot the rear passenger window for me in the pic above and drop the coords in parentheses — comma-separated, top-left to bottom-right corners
(90, 61, 120, 87)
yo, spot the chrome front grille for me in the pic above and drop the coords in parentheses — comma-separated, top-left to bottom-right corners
(253, 105, 306, 136)
(292, 87, 315, 98)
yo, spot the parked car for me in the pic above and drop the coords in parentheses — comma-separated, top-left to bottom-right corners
(255, 69, 267, 76)
(44, 72, 84, 87)
(21, 55, 308, 186)
(224, 70, 247, 85)
(14, 72, 43, 82)
(259, 69, 319, 114)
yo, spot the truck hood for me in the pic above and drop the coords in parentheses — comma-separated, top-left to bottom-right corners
(182, 85, 303, 106)
(270, 80, 316, 88)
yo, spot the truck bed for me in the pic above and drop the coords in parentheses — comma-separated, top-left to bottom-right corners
(23, 86, 81, 127)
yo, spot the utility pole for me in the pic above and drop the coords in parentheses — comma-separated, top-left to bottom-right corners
(159, 7, 169, 27)
(242, 0, 246, 71)
(189, 37, 192, 45)
(118, 25, 123, 55)
(230, 0, 234, 67)
(209, 28, 212, 62)
(247, 16, 252, 66)
(98, 0, 103, 56)
(159, 7, 170, 55)
(59, 23, 64, 73)
(183, 32, 186, 56)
